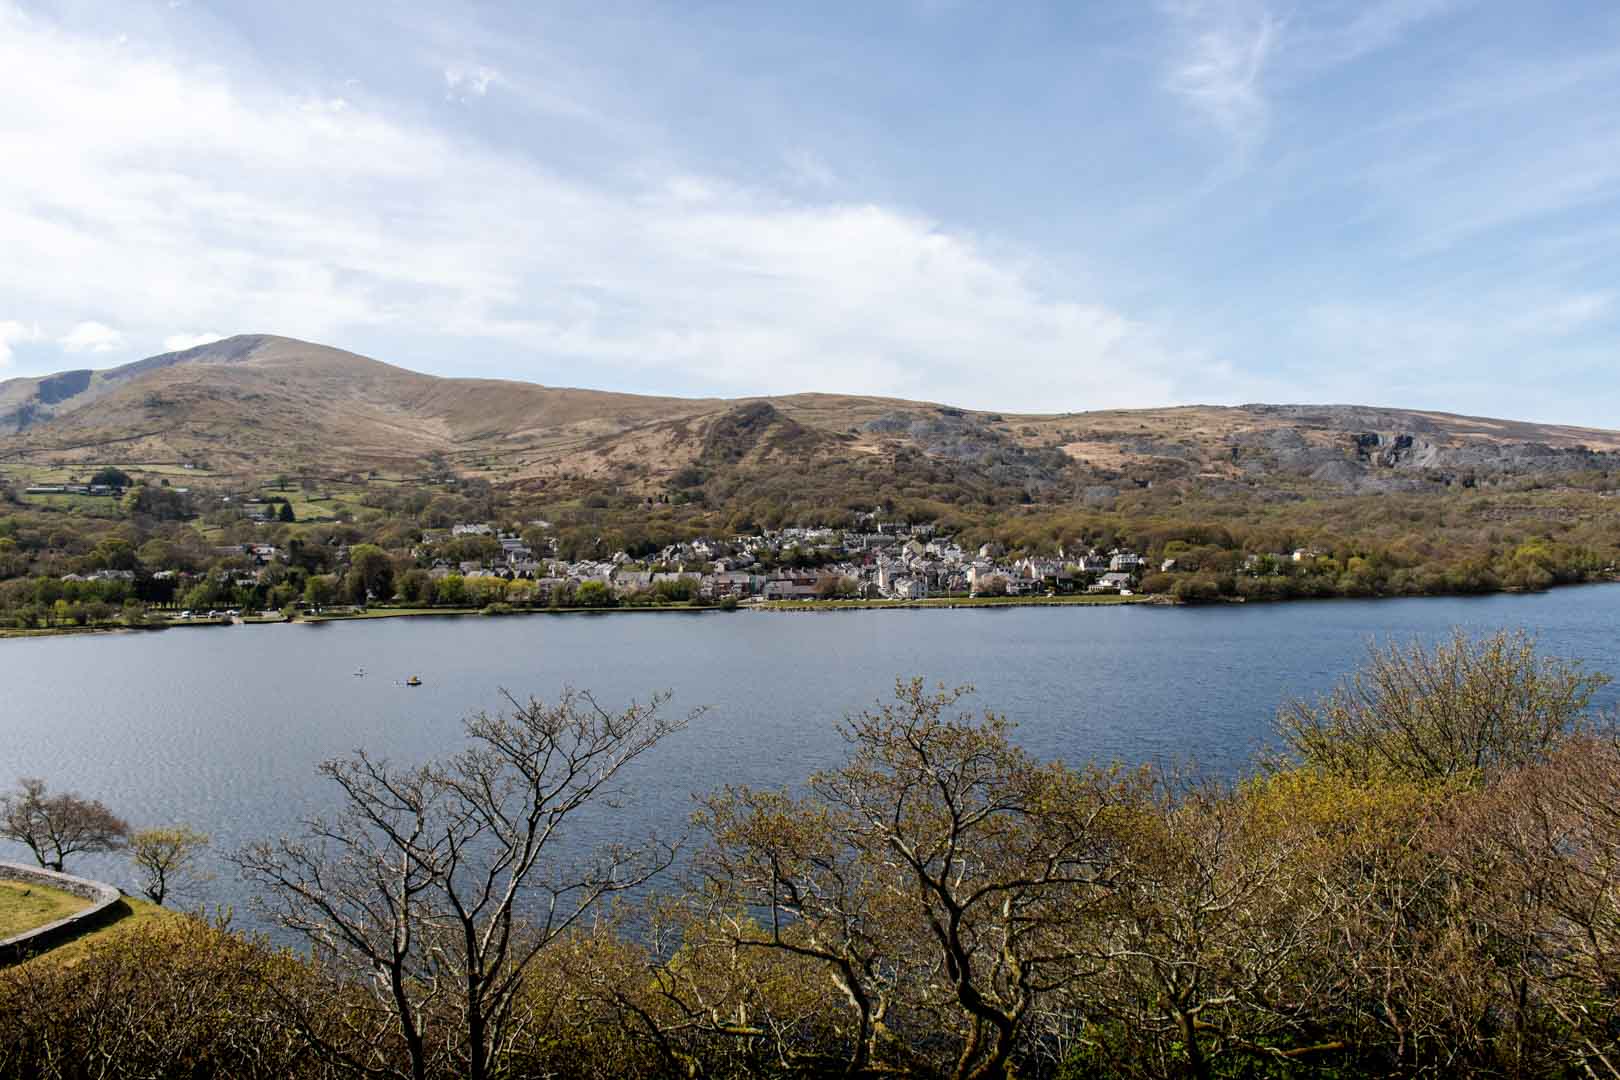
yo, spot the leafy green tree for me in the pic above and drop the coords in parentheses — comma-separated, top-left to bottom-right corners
(278, 501, 296, 523)
(435, 574, 468, 606)
(303, 574, 340, 608)
(397, 568, 434, 605)
(344, 544, 393, 603)
(575, 580, 615, 608)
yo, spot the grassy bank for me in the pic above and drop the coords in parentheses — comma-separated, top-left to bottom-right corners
(0, 625, 126, 640)
(2, 895, 175, 970)
(0, 881, 88, 940)
(298, 603, 723, 623)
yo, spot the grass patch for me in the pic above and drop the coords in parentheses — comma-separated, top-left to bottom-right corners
(0, 880, 89, 939)
(17, 493, 123, 515)
(14, 896, 176, 968)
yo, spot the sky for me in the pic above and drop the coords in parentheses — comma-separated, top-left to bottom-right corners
(2, 1, 1618, 424)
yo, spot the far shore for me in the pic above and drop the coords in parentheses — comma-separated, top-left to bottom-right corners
(3, 578, 1615, 641)
(0, 592, 1157, 639)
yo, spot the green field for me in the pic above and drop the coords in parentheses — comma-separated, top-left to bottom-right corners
(16, 493, 124, 515)
(0, 880, 89, 939)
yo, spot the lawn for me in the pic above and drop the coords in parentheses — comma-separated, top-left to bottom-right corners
(2, 894, 176, 970)
(0, 880, 89, 939)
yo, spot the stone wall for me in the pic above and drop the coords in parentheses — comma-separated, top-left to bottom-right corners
(0, 859, 123, 963)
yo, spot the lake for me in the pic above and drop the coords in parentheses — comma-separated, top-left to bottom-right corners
(3, 585, 1618, 916)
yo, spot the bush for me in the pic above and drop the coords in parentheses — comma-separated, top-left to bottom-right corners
(1170, 575, 1221, 603)
(1275, 628, 1611, 783)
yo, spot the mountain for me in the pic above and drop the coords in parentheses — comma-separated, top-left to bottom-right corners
(3, 334, 1618, 501)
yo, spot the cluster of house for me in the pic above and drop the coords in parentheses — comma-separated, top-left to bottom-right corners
(58, 568, 137, 583)
(45, 514, 1168, 605)
(413, 519, 1150, 603)
(24, 483, 120, 497)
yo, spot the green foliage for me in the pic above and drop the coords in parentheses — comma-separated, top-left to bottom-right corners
(574, 579, 615, 608)
(343, 543, 393, 603)
(302, 573, 339, 608)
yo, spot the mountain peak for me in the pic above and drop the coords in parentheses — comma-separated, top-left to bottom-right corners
(113, 333, 280, 379)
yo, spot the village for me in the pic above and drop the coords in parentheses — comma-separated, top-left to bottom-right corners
(407, 514, 1153, 605)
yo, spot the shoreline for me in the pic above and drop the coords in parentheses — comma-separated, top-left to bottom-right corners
(3, 577, 1615, 640)
(754, 594, 1159, 612)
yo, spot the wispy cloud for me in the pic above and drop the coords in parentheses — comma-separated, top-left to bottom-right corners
(1294, 0, 1468, 70)
(1162, 1, 1279, 147)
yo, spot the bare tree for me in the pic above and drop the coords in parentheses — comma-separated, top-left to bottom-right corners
(234, 688, 694, 1080)
(694, 680, 1129, 1080)
(129, 825, 212, 905)
(0, 777, 129, 872)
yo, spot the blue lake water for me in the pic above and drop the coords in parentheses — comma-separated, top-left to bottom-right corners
(3, 585, 1617, 916)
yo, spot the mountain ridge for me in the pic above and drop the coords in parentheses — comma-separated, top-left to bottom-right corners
(3, 334, 1617, 500)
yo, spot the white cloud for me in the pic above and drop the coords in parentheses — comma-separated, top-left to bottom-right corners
(0, 3, 1207, 411)
(0, 319, 43, 368)
(162, 330, 226, 352)
(58, 321, 126, 354)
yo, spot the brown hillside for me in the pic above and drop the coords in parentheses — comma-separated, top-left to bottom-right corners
(2, 334, 1617, 498)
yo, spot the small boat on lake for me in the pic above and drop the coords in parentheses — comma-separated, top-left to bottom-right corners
(405, 675, 422, 686)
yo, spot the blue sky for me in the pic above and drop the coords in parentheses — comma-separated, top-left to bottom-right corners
(2, 1, 1618, 424)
